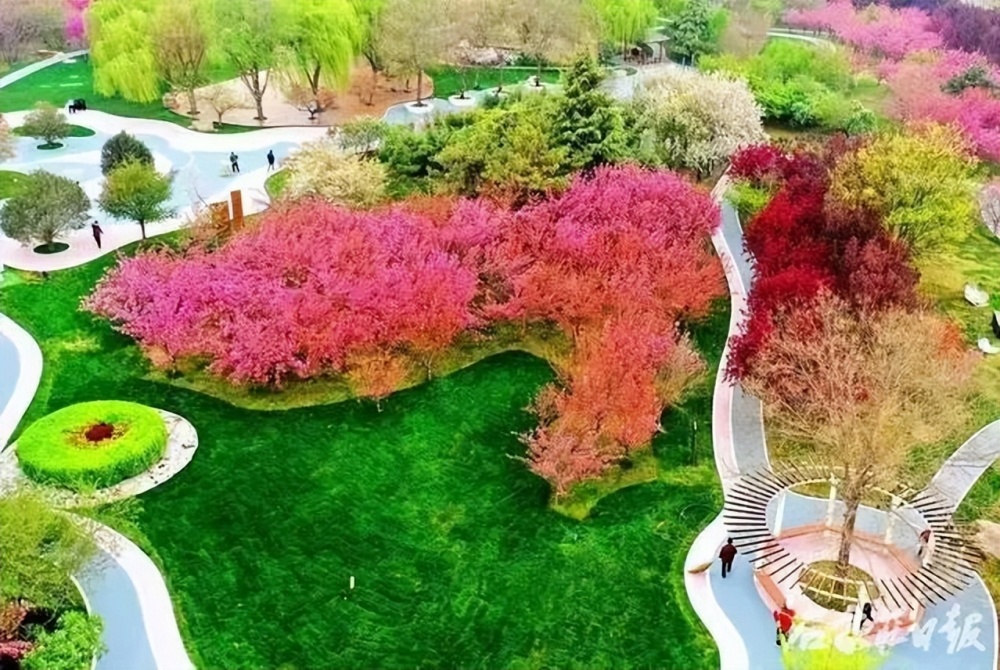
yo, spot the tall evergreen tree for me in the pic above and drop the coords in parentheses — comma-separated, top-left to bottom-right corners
(556, 55, 626, 170)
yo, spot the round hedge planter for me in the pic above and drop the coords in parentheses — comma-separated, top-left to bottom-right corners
(16, 401, 168, 491)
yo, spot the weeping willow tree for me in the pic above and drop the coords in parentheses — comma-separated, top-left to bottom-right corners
(274, 0, 364, 106)
(88, 0, 160, 103)
(590, 0, 658, 58)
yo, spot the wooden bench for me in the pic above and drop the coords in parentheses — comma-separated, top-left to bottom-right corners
(754, 568, 787, 610)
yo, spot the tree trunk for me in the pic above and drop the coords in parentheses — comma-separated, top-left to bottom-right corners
(536, 59, 542, 83)
(139, 219, 147, 240)
(837, 494, 860, 570)
(309, 64, 322, 96)
(416, 70, 424, 104)
(253, 94, 266, 124)
(367, 66, 378, 106)
(186, 87, 199, 115)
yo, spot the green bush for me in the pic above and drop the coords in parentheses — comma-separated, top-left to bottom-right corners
(726, 181, 772, 220)
(100, 131, 153, 176)
(17, 400, 167, 491)
(23, 611, 104, 670)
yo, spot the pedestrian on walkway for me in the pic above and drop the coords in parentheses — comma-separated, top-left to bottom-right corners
(230, 152, 240, 173)
(91, 221, 103, 249)
(860, 602, 875, 629)
(719, 538, 737, 578)
(917, 529, 932, 559)
(774, 606, 795, 646)
(267, 150, 275, 171)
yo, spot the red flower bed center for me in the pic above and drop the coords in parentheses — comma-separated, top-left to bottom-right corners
(84, 422, 115, 443)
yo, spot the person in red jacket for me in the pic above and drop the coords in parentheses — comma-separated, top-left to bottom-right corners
(719, 538, 737, 578)
(774, 606, 796, 646)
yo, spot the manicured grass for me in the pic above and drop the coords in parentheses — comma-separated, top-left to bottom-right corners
(13, 124, 95, 138)
(914, 225, 1000, 521)
(0, 170, 28, 199)
(427, 66, 563, 99)
(0, 246, 728, 670)
(263, 169, 289, 201)
(0, 58, 240, 128)
(17, 400, 167, 491)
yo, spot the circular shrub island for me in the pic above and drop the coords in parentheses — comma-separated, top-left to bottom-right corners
(799, 560, 880, 612)
(17, 401, 168, 491)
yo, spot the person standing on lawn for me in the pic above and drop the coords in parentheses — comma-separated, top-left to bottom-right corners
(719, 538, 737, 578)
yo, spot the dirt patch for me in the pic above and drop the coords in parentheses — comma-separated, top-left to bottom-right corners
(170, 61, 435, 129)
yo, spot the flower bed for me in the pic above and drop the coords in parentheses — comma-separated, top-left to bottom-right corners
(16, 400, 167, 491)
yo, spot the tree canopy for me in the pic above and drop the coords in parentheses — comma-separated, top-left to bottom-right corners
(100, 131, 154, 176)
(0, 490, 98, 612)
(589, 0, 658, 55)
(829, 125, 980, 256)
(0, 170, 90, 248)
(98, 160, 174, 239)
(88, 0, 160, 103)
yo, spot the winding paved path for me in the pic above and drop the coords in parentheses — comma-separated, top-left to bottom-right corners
(686, 189, 1000, 669)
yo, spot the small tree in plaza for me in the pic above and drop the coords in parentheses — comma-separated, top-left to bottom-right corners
(0, 170, 90, 251)
(98, 160, 174, 239)
(216, 0, 285, 123)
(100, 131, 154, 176)
(202, 84, 251, 127)
(737, 294, 973, 572)
(19, 102, 71, 149)
(152, 0, 215, 115)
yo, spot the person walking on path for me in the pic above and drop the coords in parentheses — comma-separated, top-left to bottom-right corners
(719, 538, 737, 578)
(267, 150, 275, 171)
(91, 221, 103, 249)
(774, 606, 795, 646)
(859, 602, 875, 630)
(230, 152, 240, 173)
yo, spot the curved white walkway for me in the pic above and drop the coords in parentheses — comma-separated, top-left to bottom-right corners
(0, 319, 196, 670)
(0, 409, 199, 507)
(685, 181, 1000, 670)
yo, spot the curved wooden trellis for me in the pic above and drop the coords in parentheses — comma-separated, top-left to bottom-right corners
(723, 461, 984, 609)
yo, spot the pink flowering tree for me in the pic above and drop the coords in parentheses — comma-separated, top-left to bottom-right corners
(87, 167, 726, 495)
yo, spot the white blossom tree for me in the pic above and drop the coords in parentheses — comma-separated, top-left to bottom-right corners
(281, 137, 386, 208)
(632, 68, 765, 177)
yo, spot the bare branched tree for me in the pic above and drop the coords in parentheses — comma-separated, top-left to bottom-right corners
(741, 294, 974, 570)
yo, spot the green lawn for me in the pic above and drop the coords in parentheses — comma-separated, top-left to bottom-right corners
(0, 246, 728, 670)
(0, 170, 28, 199)
(427, 66, 563, 99)
(0, 58, 242, 129)
(264, 169, 289, 201)
(920, 225, 1000, 523)
(13, 124, 95, 138)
